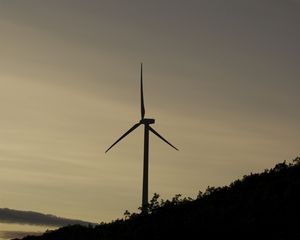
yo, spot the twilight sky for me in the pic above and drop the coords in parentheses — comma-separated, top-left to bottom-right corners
(0, 0, 300, 238)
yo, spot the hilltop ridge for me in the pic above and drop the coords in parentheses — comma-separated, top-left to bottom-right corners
(19, 157, 300, 240)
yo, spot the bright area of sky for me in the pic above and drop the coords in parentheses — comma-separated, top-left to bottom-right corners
(0, 0, 300, 239)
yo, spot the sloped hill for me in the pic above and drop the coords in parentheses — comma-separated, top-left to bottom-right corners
(19, 157, 300, 240)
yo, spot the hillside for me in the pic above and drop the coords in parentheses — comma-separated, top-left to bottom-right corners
(18, 157, 300, 240)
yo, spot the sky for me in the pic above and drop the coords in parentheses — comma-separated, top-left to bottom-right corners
(0, 0, 300, 238)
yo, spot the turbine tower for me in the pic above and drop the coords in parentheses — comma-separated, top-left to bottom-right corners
(105, 63, 178, 213)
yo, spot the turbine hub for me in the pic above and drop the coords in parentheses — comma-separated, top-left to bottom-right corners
(140, 118, 155, 125)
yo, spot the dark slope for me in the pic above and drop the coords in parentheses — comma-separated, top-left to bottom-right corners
(19, 158, 300, 240)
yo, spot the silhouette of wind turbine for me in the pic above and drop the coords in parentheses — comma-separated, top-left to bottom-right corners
(105, 63, 178, 213)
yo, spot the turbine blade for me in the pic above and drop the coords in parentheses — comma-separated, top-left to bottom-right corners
(105, 123, 141, 153)
(140, 63, 145, 119)
(149, 126, 179, 151)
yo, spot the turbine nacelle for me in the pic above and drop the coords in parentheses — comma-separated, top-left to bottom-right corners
(140, 118, 155, 125)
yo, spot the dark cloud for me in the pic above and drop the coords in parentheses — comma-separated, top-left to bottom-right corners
(0, 208, 96, 227)
(0, 230, 42, 240)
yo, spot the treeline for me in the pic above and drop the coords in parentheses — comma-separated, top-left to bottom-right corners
(19, 157, 300, 240)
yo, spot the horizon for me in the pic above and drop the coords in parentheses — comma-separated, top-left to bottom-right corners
(1, 1, 300, 239)
(1, 158, 299, 240)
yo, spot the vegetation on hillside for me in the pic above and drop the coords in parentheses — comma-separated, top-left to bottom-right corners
(18, 157, 300, 240)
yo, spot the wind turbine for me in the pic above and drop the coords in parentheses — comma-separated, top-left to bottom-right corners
(105, 63, 178, 213)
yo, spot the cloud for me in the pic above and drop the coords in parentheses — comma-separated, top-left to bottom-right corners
(0, 230, 42, 240)
(0, 208, 96, 227)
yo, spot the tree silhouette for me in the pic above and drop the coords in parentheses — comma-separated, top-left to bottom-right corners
(18, 157, 300, 240)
